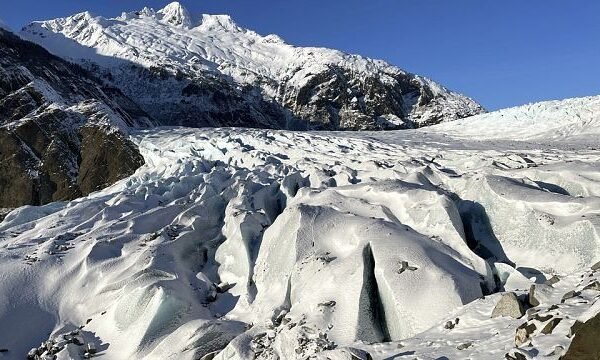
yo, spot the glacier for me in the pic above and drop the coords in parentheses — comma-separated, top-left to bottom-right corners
(0, 96, 599, 359)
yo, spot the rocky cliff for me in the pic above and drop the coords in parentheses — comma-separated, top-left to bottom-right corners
(0, 27, 149, 208)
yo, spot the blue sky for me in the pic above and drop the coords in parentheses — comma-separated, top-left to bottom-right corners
(2, 0, 599, 110)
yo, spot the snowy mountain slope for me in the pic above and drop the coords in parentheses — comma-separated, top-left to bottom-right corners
(0, 19, 9, 31)
(427, 95, 600, 140)
(21, 2, 484, 130)
(0, 27, 155, 210)
(1, 95, 600, 359)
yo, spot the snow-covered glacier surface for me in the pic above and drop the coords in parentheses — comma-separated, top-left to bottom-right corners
(1, 96, 600, 359)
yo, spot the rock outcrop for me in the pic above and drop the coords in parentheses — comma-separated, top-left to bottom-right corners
(563, 313, 600, 360)
(0, 27, 149, 208)
(491, 292, 524, 319)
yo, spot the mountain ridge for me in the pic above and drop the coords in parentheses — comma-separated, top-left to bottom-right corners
(21, 2, 484, 130)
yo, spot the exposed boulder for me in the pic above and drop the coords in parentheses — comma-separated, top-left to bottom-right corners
(540, 317, 562, 334)
(515, 322, 537, 347)
(505, 350, 528, 360)
(563, 313, 600, 360)
(491, 292, 524, 319)
(544, 275, 560, 286)
(529, 284, 553, 307)
(583, 281, 600, 292)
(457, 342, 473, 350)
(561, 290, 580, 303)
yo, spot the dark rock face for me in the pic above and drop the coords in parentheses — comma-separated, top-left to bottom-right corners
(77, 126, 144, 195)
(99, 65, 289, 129)
(0, 28, 148, 208)
(95, 60, 483, 131)
(563, 313, 600, 360)
(279, 65, 481, 130)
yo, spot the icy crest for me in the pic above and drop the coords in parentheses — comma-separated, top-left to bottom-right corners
(429, 95, 600, 140)
(197, 14, 241, 32)
(157, 1, 193, 28)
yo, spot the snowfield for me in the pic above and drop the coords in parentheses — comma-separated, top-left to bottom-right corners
(429, 95, 600, 141)
(1, 96, 600, 359)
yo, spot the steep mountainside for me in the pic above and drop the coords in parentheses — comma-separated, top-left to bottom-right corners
(21, 2, 484, 130)
(0, 27, 152, 209)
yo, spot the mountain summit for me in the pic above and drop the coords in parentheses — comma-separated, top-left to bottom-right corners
(22, 5, 484, 130)
(156, 2, 193, 28)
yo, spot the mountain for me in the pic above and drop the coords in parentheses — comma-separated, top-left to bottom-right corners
(21, 2, 484, 130)
(0, 95, 598, 359)
(0, 26, 152, 210)
(0, 18, 9, 31)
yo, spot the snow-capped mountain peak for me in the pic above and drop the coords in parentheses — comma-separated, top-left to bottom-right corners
(118, 6, 156, 21)
(157, 1, 193, 28)
(21, 4, 484, 130)
(198, 13, 242, 32)
(0, 18, 10, 31)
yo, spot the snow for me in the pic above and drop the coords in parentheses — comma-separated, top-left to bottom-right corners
(156, 2, 193, 28)
(0, 18, 9, 31)
(342, 267, 600, 359)
(244, 183, 486, 343)
(22, 7, 386, 87)
(427, 95, 600, 141)
(19, 2, 481, 126)
(0, 96, 600, 359)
